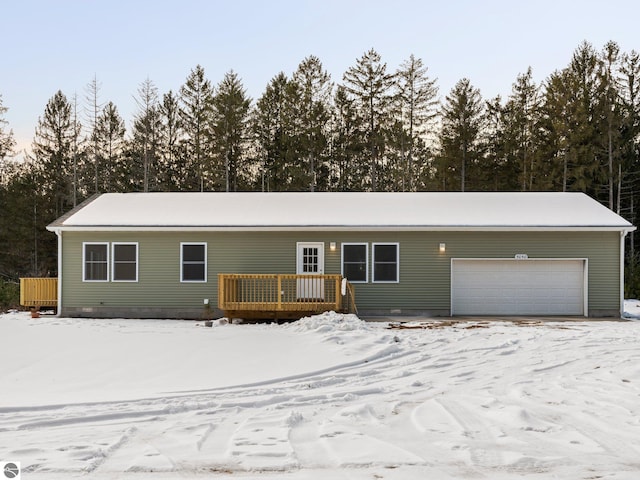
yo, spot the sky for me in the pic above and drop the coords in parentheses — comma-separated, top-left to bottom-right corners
(2, 0, 640, 158)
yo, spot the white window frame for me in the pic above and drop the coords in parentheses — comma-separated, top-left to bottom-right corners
(372, 242, 400, 283)
(180, 242, 207, 283)
(111, 242, 139, 282)
(341, 242, 369, 283)
(82, 242, 109, 282)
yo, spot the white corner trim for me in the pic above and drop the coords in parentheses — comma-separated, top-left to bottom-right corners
(56, 230, 62, 316)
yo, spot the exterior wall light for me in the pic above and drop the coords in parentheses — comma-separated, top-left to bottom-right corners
(330, 242, 337, 251)
(439, 243, 446, 253)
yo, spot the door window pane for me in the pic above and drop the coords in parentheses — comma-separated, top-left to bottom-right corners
(303, 247, 318, 273)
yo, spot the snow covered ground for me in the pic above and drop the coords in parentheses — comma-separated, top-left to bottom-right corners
(1, 310, 640, 479)
(623, 298, 640, 319)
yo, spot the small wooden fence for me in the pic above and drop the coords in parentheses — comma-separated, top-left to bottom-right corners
(20, 278, 58, 309)
(218, 273, 356, 319)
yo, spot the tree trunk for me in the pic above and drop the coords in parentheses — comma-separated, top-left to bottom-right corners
(310, 153, 315, 192)
(562, 153, 568, 192)
(617, 162, 621, 215)
(522, 148, 527, 191)
(608, 116, 614, 210)
(461, 144, 466, 192)
(143, 144, 149, 193)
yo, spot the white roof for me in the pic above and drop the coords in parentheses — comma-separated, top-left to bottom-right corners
(49, 192, 635, 232)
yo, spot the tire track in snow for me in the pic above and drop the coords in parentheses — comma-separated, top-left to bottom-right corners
(85, 426, 138, 473)
(1, 343, 407, 433)
(316, 418, 428, 468)
(437, 397, 504, 469)
(6, 398, 220, 431)
(164, 344, 406, 396)
(288, 419, 337, 468)
(196, 423, 216, 451)
(225, 411, 300, 471)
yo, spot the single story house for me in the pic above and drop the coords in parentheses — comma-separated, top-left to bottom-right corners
(47, 191, 635, 318)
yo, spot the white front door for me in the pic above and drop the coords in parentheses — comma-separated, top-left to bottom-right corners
(296, 242, 325, 300)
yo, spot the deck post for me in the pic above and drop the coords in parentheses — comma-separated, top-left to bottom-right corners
(218, 274, 223, 310)
(335, 276, 342, 312)
(277, 274, 282, 311)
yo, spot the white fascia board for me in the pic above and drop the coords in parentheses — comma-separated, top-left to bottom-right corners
(48, 225, 635, 233)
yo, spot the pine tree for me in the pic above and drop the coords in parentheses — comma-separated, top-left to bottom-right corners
(30, 91, 78, 273)
(0, 95, 16, 162)
(539, 68, 577, 192)
(502, 68, 542, 191)
(330, 86, 364, 191)
(619, 50, 640, 178)
(212, 70, 251, 192)
(618, 49, 640, 275)
(0, 162, 45, 278)
(292, 56, 333, 191)
(252, 72, 301, 191)
(438, 78, 484, 191)
(158, 90, 184, 190)
(179, 65, 214, 191)
(394, 54, 438, 190)
(69, 93, 85, 207)
(342, 49, 395, 191)
(93, 102, 126, 192)
(598, 41, 624, 212)
(132, 78, 160, 192)
(0, 96, 17, 268)
(0, 99, 21, 284)
(32, 91, 76, 214)
(84, 75, 103, 194)
(567, 41, 602, 194)
(483, 95, 511, 191)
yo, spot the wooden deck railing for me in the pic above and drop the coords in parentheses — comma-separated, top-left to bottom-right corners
(218, 273, 356, 318)
(20, 277, 58, 308)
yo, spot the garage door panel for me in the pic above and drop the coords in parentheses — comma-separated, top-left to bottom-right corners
(451, 259, 585, 316)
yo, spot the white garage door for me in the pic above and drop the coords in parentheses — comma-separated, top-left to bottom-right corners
(451, 259, 586, 316)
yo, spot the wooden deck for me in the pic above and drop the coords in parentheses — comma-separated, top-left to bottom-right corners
(20, 278, 58, 309)
(218, 273, 357, 319)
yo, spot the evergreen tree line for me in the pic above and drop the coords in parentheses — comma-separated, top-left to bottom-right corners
(1, 40, 640, 304)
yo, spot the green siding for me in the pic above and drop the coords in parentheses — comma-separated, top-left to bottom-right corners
(60, 230, 621, 315)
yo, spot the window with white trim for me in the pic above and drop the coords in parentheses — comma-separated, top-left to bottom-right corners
(372, 243, 399, 283)
(83, 242, 109, 282)
(181, 243, 207, 282)
(341, 243, 368, 283)
(112, 243, 138, 282)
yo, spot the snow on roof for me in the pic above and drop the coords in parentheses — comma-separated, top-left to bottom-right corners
(49, 191, 634, 231)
